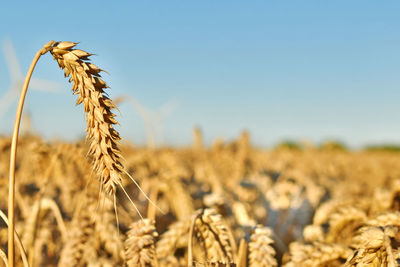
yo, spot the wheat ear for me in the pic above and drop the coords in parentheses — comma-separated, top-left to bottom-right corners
(49, 41, 124, 196)
(124, 219, 159, 267)
(247, 226, 277, 267)
(188, 209, 234, 266)
(8, 41, 124, 266)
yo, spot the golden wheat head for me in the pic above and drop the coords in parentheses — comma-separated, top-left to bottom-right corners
(48, 41, 123, 196)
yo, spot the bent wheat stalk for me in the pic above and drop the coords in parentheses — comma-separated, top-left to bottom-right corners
(8, 41, 124, 267)
(0, 209, 29, 267)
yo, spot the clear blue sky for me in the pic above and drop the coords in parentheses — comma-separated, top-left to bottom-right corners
(0, 1, 399, 147)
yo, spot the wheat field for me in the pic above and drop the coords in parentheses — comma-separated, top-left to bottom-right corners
(1, 41, 400, 267)
(1, 133, 400, 266)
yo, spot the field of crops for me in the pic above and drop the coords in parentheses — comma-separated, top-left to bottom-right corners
(1, 132, 400, 266)
(0, 41, 399, 267)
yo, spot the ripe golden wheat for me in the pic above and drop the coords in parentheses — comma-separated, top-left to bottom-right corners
(3, 41, 400, 267)
(49, 41, 124, 196)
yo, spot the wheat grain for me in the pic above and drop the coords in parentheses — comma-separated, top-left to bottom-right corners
(192, 209, 234, 263)
(325, 206, 367, 244)
(346, 226, 399, 267)
(248, 226, 277, 267)
(124, 219, 158, 267)
(283, 241, 352, 267)
(49, 41, 124, 196)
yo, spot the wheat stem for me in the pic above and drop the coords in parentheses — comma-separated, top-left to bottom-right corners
(187, 211, 201, 267)
(0, 249, 8, 267)
(0, 209, 30, 267)
(237, 239, 247, 267)
(7, 41, 55, 267)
